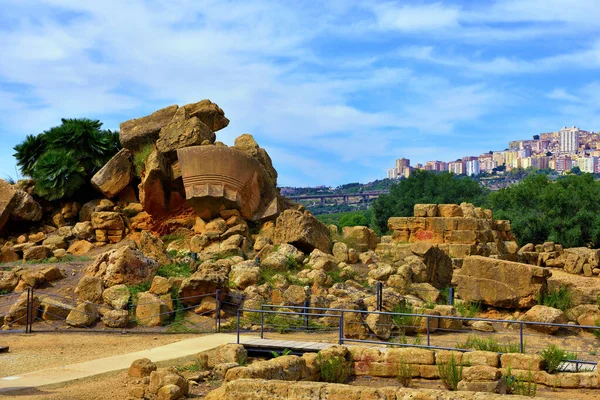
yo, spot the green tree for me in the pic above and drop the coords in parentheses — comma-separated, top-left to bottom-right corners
(13, 118, 120, 200)
(372, 170, 488, 233)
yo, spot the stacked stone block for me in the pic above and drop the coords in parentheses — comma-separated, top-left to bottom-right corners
(388, 203, 517, 258)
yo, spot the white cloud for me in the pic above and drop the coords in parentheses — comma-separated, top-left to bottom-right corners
(369, 2, 460, 31)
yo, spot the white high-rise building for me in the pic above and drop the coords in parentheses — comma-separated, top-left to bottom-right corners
(465, 160, 481, 176)
(559, 126, 580, 154)
(387, 168, 399, 179)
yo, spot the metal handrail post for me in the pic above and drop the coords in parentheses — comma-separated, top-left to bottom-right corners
(303, 299, 309, 329)
(236, 309, 241, 344)
(215, 289, 221, 333)
(448, 287, 455, 306)
(519, 322, 524, 353)
(25, 288, 31, 334)
(260, 312, 265, 339)
(339, 311, 344, 345)
(426, 316, 430, 347)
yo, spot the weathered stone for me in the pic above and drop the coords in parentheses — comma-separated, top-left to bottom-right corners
(91, 149, 135, 198)
(139, 149, 171, 218)
(148, 367, 189, 396)
(42, 235, 67, 250)
(75, 275, 104, 303)
(10, 190, 42, 222)
(140, 231, 171, 265)
(365, 313, 392, 340)
(332, 242, 348, 263)
(41, 266, 63, 281)
(182, 99, 229, 132)
(157, 116, 215, 161)
(177, 144, 280, 222)
(437, 204, 463, 217)
(367, 263, 395, 281)
(1, 244, 20, 263)
(452, 256, 550, 308)
(102, 309, 129, 328)
(128, 358, 157, 378)
(136, 292, 170, 326)
(522, 305, 567, 334)
(41, 297, 73, 320)
(274, 209, 331, 253)
(20, 270, 46, 287)
(0, 179, 17, 233)
(72, 222, 94, 241)
(66, 302, 98, 327)
(341, 226, 380, 252)
(157, 384, 183, 400)
(23, 245, 52, 261)
(0, 271, 18, 292)
(472, 320, 494, 332)
(6, 292, 40, 325)
(120, 104, 179, 152)
(230, 261, 260, 290)
(67, 240, 95, 255)
(178, 263, 228, 305)
(91, 212, 124, 230)
(500, 353, 544, 371)
(102, 284, 130, 309)
(85, 246, 159, 287)
(149, 276, 171, 295)
(414, 204, 437, 217)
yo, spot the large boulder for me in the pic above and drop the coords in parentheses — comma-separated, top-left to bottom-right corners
(136, 292, 170, 326)
(120, 104, 179, 152)
(140, 231, 171, 266)
(452, 256, 550, 309)
(410, 243, 453, 289)
(522, 305, 567, 334)
(181, 99, 229, 132)
(23, 245, 52, 261)
(0, 271, 18, 292)
(75, 275, 104, 303)
(139, 150, 171, 218)
(273, 209, 331, 253)
(0, 179, 17, 232)
(102, 284, 131, 309)
(85, 246, 159, 287)
(91, 211, 125, 230)
(156, 115, 215, 161)
(233, 134, 277, 183)
(341, 226, 380, 252)
(10, 190, 42, 221)
(178, 263, 229, 305)
(91, 149, 135, 198)
(66, 302, 98, 327)
(563, 248, 600, 275)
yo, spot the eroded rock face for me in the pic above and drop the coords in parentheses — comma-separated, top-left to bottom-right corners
(182, 99, 229, 132)
(341, 226, 380, 252)
(178, 263, 229, 305)
(0, 179, 17, 233)
(120, 104, 179, 152)
(452, 256, 550, 309)
(11, 190, 42, 222)
(91, 149, 135, 198)
(139, 150, 171, 218)
(273, 209, 331, 253)
(157, 116, 215, 161)
(86, 246, 159, 287)
(177, 144, 281, 222)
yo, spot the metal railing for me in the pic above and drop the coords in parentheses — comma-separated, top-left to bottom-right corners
(235, 305, 600, 370)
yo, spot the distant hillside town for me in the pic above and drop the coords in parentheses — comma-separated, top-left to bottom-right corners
(387, 126, 600, 179)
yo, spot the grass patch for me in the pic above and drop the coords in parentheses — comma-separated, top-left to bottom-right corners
(455, 300, 481, 318)
(505, 367, 537, 397)
(537, 286, 572, 311)
(396, 361, 413, 387)
(257, 265, 305, 287)
(593, 320, 600, 340)
(0, 289, 10, 296)
(438, 354, 463, 391)
(540, 344, 577, 374)
(176, 359, 204, 373)
(457, 335, 522, 353)
(134, 143, 154, 176)
(127, 282, 152, 304)
(318, 353, 349, 383)
(391, 303, 422, 335)
(160, 233, 185, 245)
(264, 313, 326, 334)
(157, 263, 192, 278)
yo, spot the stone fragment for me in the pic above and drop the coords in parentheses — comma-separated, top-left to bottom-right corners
(140, 231, 171, 265)
(91, 149, 135, 198)
(66, 302, 98, 327)
(273, 209, 331, 253)
(86, 246, 159, 287)
(75, 276, 104, 303)
(157, 116, 215, 161)
(522, 305, 567, 334)
(128, 358, 157, 378)
(10, 190, 42, 221)
(120, 104, 179, 152)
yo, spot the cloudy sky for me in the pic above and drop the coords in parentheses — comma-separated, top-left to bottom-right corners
(1, 1, 599, 186)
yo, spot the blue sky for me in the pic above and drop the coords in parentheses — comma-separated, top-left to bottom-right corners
(1, 1, 599, 187)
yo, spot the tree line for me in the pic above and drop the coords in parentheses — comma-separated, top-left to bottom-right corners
(372, 170, 600, 248)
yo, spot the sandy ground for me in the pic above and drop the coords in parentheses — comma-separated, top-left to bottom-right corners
(0, 332, 196, 377)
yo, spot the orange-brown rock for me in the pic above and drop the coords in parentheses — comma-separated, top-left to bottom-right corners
(91, 149, 135, 198)
(273, 209, 331, 253)
(120, 104, 179, 152)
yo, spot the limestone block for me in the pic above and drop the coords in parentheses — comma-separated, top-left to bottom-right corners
(91, 149, 135, 198)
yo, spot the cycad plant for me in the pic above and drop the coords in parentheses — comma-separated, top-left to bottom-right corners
(13, 118, 120, 200)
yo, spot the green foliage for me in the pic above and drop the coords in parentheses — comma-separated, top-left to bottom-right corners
(160, 233, 185, 245)
(504, 367, 537, 397)
(318, 353, 349, 383)
(325, 268, 356, 284)
(13, 118, 121, 200)
(540, 344, 576, 373)
(127, 282, 152, 304)
(438, 354, 463, 391)
(537, 286, 572, 311)
(270, 348, 292, 358)
(134, 143, 155, 176)
(391, 303, 422, 335)
(264, 313, 326, 334)
(396, 361, 413, 387)
(373, 170, 488, 233)
(457, 335, 522, 353)
(176, 360, 204, 373)
(593, 320, 600, 341)
(487, 173, 600, 247)
(13, 134, 47, 176)
(317, 210, 375, 231)
(32, 150, 87, 200)
(455, 301, 481, 318)
(0, 289, 10, 296)
(157, 263, 192, 278)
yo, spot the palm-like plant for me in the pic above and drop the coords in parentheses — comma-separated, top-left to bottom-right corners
(32, 150, 86, 201)
(13, 134, 47, 177)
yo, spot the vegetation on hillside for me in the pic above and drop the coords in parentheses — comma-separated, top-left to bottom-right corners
(13, 118, 120, 200)
(317, 209, 374, 230)
(369, 170, 600, 248)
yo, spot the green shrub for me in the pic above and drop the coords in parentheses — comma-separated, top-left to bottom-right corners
(160, 233, 185, 245)
(157, 263, 192, 278)
(134, 143, 155, 176)
(537, 286, 572, 311)
(318, 353, 348, 383)
(438, 354, 463, 391)
(13, 118, 120, 201)
(127, 282, 152, 304)
(457, 335, 522, 353)
(540, 344, 576, 373)
(593, 320, 600, 340)
(504, 367, 537, 396)
(455, 300, 481, 318)
(270, 348, 292, 358)
(0, 289, 10, 296)
(396, 361, 413, 387)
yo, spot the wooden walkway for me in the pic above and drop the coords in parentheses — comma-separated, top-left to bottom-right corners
(239, 338, 335, 352)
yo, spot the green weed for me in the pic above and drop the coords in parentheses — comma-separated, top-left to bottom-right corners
(318, 353, 348, 383)
(127, 282, 151, 304)
(270, 348, 292, 358)
(537, 286, 572, 311)
(457, 335, 522, 353)
(157, 263, 192, 278)
(160, 233, 185, 245)
(504, 367, 537, 397)
(396, 361, 413, 387)
(438, 354, 463, 391)
(134, 143, 154, 176)
(391, 303, 421, 335)
(540, 344, 576, 373)
(455, 301, 481, 318)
